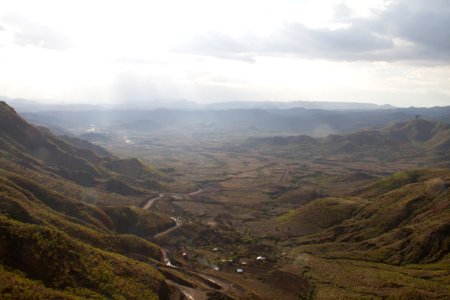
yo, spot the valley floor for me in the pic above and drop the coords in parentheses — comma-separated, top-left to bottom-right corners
(103, 131, 450, 299)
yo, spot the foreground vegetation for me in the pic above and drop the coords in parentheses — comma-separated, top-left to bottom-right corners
(0, 102, 174, 298)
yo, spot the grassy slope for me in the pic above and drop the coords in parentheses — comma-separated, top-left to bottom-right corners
(277, 169, 450, 262)
(0, 265, 82, 300)
(101, 205, 175, 237)
(0, 170, 175, 298)
(290, 253, 450, 299)
(0, 216, 166, 299)
(0, 102, 178, 298)
(274, 169, 450, 298)
(278, 197, 367, 237)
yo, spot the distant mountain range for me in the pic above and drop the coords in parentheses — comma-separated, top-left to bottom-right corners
(17, 104, 450, 138)
(2, 96, 396, 112)
(203, 100, 396, 110)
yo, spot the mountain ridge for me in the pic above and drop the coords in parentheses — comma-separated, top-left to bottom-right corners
(246, 118, 450, 165)
(0, 101, 177, 298)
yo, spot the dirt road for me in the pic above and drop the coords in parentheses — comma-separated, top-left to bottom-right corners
(142, 193, 164, 209)
(154, 217, 182, 239)
(280, 164, 289, 184)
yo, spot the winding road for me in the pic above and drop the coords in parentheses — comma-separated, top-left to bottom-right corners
(280, 163, 290, 184)
(154, 217, 182, 239)
(141, 188, 204, 266)
(142, 193, 164, 209)
(142, 188, 204, 210)
(141, 187, 250, 299)
(188, 188, 205, 196)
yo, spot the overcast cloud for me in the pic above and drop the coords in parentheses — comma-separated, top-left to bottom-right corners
(0, 0, 449, 107)
(1, 13, 72, 50)
(178, 0, 450, 64)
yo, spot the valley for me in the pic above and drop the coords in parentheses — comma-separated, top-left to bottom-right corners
(1, 101, 449, 299)
(94, 116, 450, 299)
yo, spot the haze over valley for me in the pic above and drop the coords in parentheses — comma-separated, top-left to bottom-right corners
(1, 0, 450, 299)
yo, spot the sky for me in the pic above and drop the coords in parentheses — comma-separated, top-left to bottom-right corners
(0, 0, 449, 107)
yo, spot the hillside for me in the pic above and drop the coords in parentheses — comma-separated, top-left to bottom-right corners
(240, 120, 450, 298)
(0, 101, 163, 194)
(0, 166, 172, 299)
(275, 169, 449, 263)
(0, 102, 177, 298)
(236, 169, 449, 299)
(247, 118, 450, 166)
(323, 119, 450, 155)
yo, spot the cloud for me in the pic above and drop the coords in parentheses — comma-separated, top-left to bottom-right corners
(373, 0, 450, 61)
(1, 13, 72, 50)
(193, 74, 248, 86)
(333, 3, 352, 21)
(175, 0, 450, 64)
(173, 32, 256, 63)
(262, 23, 394, 60)
(114, 57, 169, 65)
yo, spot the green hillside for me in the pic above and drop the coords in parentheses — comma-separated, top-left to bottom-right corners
(0, 102, 174, 298)
(268, 169, 450, 299)
(278, 169, 450, 264)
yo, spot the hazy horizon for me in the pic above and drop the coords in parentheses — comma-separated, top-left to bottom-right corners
(0, 96, 428, 109)
(1, 0, 450, 107)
